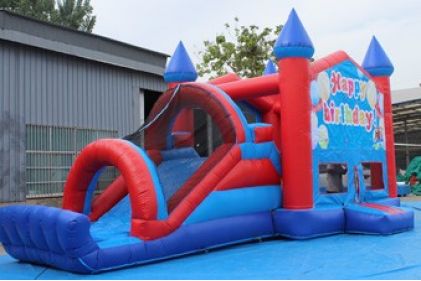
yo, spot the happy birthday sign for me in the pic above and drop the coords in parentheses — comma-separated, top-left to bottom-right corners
(321, 71, 375, 132)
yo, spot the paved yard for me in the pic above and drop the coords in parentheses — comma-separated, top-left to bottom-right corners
(401, 195, 421, 202)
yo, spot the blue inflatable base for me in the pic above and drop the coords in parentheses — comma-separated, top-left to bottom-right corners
(0, 205, 275, 273)
(2, 200, 421, 280)
(273, 207, 345, 239)
(345, 204, 414, 234)
(81, 211, 274, 273)
(272, 200, 412, 239)
(373, 197, 401, 206)
(0, 196, 414, 273)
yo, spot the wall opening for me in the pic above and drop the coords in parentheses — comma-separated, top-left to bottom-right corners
(362, 162, 384, 190)
(144, 90, 161, 120)
(319, 163, 348, 194)
(193, 109, 222, 157)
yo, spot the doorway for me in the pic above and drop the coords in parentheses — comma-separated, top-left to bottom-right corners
(144, 90, 162, 121)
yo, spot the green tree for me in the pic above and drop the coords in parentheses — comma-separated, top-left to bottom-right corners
(0, 0, 96, 33)
(54, 0, 96, 32)
(196, 18, 282, 79)
(0, 0, 56, 22)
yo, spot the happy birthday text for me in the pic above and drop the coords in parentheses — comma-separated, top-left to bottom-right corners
(322, 71, 374, 132)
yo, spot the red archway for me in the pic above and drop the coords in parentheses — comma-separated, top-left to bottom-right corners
(63, 139, 159, 222)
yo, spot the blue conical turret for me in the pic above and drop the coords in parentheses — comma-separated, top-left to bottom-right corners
(263, 59, 277, 75)
(273, 9, 314, 59)
(362, 36, 394, 77)
(164, 41, 198, 83)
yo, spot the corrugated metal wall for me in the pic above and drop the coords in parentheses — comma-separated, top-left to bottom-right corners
(0, 40, 166, 202)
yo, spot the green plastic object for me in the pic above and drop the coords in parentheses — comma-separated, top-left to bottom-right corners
(412, 184, 421, 196)
(397, 156, 421, 195)
(405, 156, 421, 180)
(397, 174, 406, 182)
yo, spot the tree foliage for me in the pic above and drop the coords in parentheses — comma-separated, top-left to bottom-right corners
(197, 18, 282, 79)
(0, 0, 96, 32)
(0, 0, 55, 21)
(54, 0, 96, 32)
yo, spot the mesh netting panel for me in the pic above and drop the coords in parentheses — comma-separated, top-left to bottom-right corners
(124, 84, 236, 156)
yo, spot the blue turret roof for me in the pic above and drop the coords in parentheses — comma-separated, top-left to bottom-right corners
(263, 59, 277, 75)
(164, 41, 198, 83)
(362, 36, 394, 77)
(273, 9, 314, 59)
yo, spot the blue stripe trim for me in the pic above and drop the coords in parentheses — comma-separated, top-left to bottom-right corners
(364, 66, 394, 77)
(274, 46, 314, 59)
(364, 190, 388, 201)
(125, 141, 168, 220)
(185, 185, 281, 224)
(83, 168, 105, 214)
(239, 142, 281, 174)
(164, 72, 197, 83)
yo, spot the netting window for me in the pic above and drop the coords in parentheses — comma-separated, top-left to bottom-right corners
(26, 125, 118, 198)
(362, 162, 384, 190)
(319, 163, 348, 194)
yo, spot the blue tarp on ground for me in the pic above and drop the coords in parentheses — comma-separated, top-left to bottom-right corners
(2, 201, 421, 280)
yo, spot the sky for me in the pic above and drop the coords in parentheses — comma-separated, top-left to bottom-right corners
(90, 0, 421, 90)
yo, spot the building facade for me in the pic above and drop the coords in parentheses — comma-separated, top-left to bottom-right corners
(392, 87, 421, 171)
(0, 10, 167, 202)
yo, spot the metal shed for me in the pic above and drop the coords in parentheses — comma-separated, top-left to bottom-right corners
(0, 10, 168, 202)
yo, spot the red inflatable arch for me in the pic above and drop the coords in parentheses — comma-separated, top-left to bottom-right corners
(63, 139, 159, 222)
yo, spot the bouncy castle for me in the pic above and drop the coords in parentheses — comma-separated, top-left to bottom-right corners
(0, 9, 414, 273)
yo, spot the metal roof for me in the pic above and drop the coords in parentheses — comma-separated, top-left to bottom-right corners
(0, 10, 168, 76)
(392, 87, 421, 135)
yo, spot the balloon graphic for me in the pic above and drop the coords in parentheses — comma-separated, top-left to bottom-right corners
(311, 112, 319, 149)
(317, 72, 330, 101)
(366, 81, 377, 109)
(318, 125, 329, 149)
(310, 80, 320, 106)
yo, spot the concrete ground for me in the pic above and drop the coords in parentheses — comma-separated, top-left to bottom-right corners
(400, 194, 421, 202)
(0, 196, 62, 208)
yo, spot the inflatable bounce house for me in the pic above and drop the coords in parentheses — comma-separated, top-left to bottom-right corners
(0, 9, 415, 273)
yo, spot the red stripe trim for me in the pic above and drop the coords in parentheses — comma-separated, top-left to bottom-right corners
(215, 159, 279, 190)
(360, 203, 404, 215)
(310, 50, 373, 80)
(209, 73, 241, 85)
